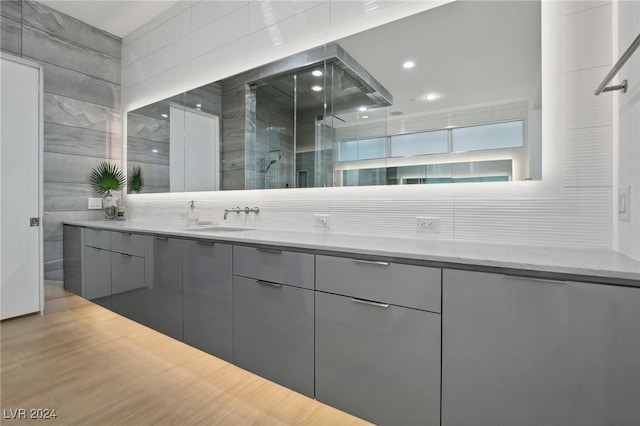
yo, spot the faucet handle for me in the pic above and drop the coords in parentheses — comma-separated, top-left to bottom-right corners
(253, 207, 260, 214)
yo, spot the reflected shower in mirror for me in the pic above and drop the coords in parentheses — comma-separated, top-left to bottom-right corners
(126, 0, 541, 193)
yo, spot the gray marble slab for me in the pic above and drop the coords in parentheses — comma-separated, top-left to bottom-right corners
(221, 149, 245, 172)
(44, 269, 63, 281)
(44, 122, 121, 159)
(44, 93, 121, 135)
(44, 182, 96, 211)
(22, 1, 120, 58)
(44, 151, 119, 184)
(127, 137, 170, 165)
(0, 0, 21, 22)
(127, 113, 169, 142)
(44, 240, 63, 262)
(42, 62, 121, 109)
(22, 25, 120, 84)
(222, 169, 244, 190)
(62, 220, 640, 285)
(1, 15, 21, 55)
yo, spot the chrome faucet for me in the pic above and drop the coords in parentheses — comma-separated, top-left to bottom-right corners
(224, 206, 260, 220)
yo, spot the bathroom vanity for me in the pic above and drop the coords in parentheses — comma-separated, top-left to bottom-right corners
(63, 221, 640, 426)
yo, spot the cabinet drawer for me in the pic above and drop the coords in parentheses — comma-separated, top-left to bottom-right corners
(111, 252, 146, 294)
(316, 291, 441, 425)
(233, 275, 315, 397)
(316, 255, 441, 312)
(85, 228, 111, 250)
(111, 231, 146, 257)
(233, 245, 314, 289)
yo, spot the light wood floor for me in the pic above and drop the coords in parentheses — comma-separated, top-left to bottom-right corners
(1, 285, 369, 425)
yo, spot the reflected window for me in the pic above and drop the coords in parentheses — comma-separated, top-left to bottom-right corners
(390, 130, 448, 157)
(452, 121, 524, 152)
(338, 137, 386, 161)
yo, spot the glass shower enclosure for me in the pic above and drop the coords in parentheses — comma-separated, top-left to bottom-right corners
(245, 44, 392, 190)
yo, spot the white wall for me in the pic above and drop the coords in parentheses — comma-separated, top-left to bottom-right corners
(615, 0, 640, 259)
(122, 1, 621, 252)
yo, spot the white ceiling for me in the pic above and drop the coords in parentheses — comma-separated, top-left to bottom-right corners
(40, 0, 180, 38)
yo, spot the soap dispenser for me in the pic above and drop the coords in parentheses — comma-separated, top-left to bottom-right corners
(186, 200, 199, 225)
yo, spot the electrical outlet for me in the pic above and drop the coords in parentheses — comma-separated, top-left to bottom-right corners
(618, 185, 631, 222)
(416, 216, 440, 233)
(313, 214, 330, 229)
(88, 197, 102, 210)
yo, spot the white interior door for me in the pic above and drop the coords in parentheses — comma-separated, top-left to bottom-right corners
(0, 55, 43, 320)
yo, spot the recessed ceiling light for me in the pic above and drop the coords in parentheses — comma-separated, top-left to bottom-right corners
(161, 113, 168, 118)
(403, 61, 415, 69)
(311, 85, 323, 92)
(196, 103, 202, 108)
(361, 115, 369, 119)
(152, 149, 158, 153)
(358, 106, 367, 112)
(425, 93, 440, 101)
(311, 70, 323, 77)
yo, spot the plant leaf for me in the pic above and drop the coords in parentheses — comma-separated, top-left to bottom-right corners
(89, 162, 125, 195)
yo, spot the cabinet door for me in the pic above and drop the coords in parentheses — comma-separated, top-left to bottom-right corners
(442, 269, 640, 426)
(233, 275, 314, 397)
(112, 237, 183, 340)
(63, 225, 82, 296)
(84, 246, 111, 308)
(316, 291, 441, 426)
(183, 241, 232, 362)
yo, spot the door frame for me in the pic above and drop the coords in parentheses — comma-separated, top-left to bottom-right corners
(1, 52, 44, 316)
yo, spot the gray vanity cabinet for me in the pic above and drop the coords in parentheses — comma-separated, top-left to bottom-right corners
(315, 292, 441, 426)
(183, 241, 233, 362)
(232, 275, 315, 397)
(83, 246, 112, 307)
(112, 236, 183, 340)
(315, 255, 442, 426)
(442, 269, 640, 426)
(232, 246, 316, 397)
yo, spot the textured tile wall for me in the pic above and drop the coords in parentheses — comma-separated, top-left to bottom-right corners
(1, 0, 121, 281)
(122, 1, 619, 252)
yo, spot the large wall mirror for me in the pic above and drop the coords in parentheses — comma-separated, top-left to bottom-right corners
(126, 0, 541, 193)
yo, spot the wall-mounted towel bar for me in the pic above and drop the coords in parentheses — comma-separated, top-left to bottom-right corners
(594, 33, 640, 96)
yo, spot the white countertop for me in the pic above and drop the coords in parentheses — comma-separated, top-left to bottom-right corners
(64, 220, 640, 284)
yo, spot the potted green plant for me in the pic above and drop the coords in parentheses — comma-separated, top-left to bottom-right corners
(89, 162, 125, 219)
(128, 165, 144, 193)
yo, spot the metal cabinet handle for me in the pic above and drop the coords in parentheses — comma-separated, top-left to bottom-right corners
(256, 280, 282, 288)
(504, 275, 568, 285)
(352, 259, 390, 266)
(351, 298, 390, 308)
(257, 248, 282, 254)
(154, 236, 169, 241)
(196, 241, 215, 246)
(122, 253, 132, 258)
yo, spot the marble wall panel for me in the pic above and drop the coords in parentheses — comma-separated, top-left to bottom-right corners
(0, 0, 22, 21)
(41, 62, 120, 109)
(22, 1, 120, 58)
(44, 93, 121, 135)
(22, 25, 120, 84)
(44, 122, 121, 159)
(0, 15, 21, 54)
(44, 182, 95, 211)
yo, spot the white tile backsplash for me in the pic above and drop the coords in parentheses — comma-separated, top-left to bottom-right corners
(564, 3, 611, 72)
(149, 8, 191, 53)
(191, 6, 249, 58)
(248, 0, 326, 33)
(563, 66, 613, 130)
(191, 0, 249, 32)
(121, 33, 148, 67)
(148, 36, 190, 77)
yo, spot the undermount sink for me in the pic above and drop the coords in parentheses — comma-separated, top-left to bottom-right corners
(182, 226, 251, 233)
